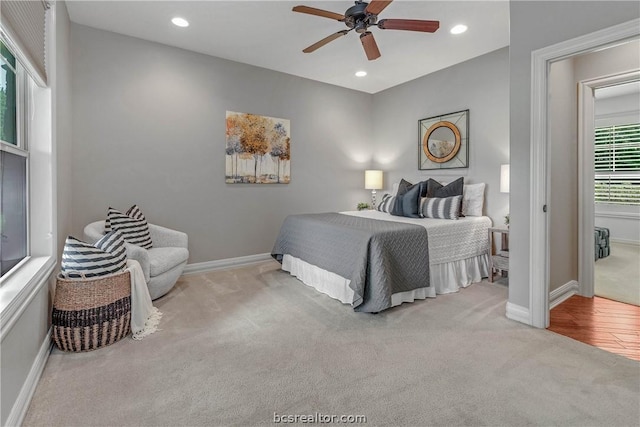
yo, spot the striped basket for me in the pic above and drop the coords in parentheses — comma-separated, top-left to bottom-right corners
(52, 270, 132, 352)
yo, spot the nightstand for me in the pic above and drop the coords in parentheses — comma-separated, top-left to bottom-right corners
(488, 227, 509, 283)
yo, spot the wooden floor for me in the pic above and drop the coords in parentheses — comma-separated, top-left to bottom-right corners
(549, 295, 640, 361)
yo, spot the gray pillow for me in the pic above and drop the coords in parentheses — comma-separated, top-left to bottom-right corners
(390, 179, 413, 216)
(426, 177, 464, 198)
(391, 181, 425, 218)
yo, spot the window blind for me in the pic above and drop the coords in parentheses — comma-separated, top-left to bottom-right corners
(594, 123, 640, 205)
(0, 0, 50, 85)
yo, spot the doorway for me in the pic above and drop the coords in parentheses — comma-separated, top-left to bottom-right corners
(592, 81, 640, 307)
(528, 19, 640, 329)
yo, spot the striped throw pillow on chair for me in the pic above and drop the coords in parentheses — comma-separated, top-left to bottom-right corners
(107, 206, 153, 249)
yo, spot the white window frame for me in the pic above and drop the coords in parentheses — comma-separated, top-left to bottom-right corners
(594, 122, 640, 206)
(0, 25, 55, 340)
(1, 42, 31, 278)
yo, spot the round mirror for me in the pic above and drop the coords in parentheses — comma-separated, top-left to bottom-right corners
(422, 121, 461, 163)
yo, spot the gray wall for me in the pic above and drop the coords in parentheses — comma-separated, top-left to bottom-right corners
(548, 58, 578, 292)
(372, 47, 510, 227)
(508, 1, 640, 309)
(70, 24, 374, 264)
(56, 2, 74, 260)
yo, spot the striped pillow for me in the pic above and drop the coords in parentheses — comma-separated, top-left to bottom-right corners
(376, 194, 395, 213)
(420, 195, 462, 220)
(105, 204, 146, 233)
(61, 230, 127, 278)
(107, 206, 153, 249)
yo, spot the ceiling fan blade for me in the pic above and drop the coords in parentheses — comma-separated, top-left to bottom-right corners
(303, 30, 349, 53)
(292, 5, 345, 21)
(360, 32, 381, 61)
(378, 19, 440, 33)
(365, 0, 394, 16)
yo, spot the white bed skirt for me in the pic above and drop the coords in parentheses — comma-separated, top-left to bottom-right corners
(282, 253, 490, 308)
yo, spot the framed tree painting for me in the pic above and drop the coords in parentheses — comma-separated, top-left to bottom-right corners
(419, 109, 469, 170)
(226, 111, 290, 184)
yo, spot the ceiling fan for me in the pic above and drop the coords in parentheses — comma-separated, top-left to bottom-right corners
(292, 0, 440, 60)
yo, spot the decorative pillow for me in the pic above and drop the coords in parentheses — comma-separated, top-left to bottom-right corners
(126, 204, 146, 220)
(377, 194, 395, 213)
(105, 204, 146, 233)
(426, 177, 464, 198)
(389, 179, 428, 218)
(400, 182, 426, 218)
(396, 179, 413, 195)
(420, 195, 462, 220)
(462, 183, 486, 217)
(107, 206, 153, 249)
(61, 230, 127, 278)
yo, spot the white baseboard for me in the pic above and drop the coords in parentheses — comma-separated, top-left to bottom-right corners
(183, 253, 272, 275)
(549, 280, 579, 310)
(610, 238, 640, 246)
(5, 329, 52, 427)
(505, 302, 531, 326)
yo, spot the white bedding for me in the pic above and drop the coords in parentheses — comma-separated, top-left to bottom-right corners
(281, 211, 491, 309)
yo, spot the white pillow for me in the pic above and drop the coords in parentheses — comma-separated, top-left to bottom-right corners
(462, 183, 485, 216)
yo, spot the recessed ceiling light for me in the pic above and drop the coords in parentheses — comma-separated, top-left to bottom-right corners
(355, 71, 367, 77)
(171, 17, 189, 28)
(450, 24, 468, 35)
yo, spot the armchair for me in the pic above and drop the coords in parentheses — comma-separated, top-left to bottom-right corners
(84, 221, 189, 300)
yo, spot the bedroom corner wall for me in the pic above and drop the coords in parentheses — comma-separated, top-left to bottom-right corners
(509, 1, 640, 311)
(70, 24, 374, 263)
(371, 47, 510, 227)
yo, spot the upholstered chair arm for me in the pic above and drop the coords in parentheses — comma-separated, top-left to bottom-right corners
(83, 220, 107, 244)
(125, 243, 151, 281)
(148, 224, 188, 249)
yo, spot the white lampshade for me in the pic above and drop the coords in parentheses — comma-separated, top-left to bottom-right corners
(500, 164, 510, 193)
(365, 170, 383, 190)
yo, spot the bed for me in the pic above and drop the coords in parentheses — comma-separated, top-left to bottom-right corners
(271, 208, 491, 313)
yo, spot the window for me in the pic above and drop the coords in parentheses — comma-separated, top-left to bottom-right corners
(0, 39, 28, 277)
(594, 123, 640, 205)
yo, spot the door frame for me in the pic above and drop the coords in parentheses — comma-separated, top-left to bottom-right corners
(529, 19, 639, 328)
(578, 71, 640, 299)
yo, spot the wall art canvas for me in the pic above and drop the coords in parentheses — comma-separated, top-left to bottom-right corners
(419, 109, 469, 170)
(226, 111, 290, 184)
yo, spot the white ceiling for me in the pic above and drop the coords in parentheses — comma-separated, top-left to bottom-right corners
(65, 0, 510, 94)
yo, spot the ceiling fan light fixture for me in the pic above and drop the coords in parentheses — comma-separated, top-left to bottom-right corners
(355, 20, 368, 33)
(355, 70, 367, 77)
(171, 17, 190, 28)
(450, 24, 467, 35)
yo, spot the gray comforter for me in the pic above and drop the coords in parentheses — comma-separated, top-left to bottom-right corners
(271, 213, 430, 312)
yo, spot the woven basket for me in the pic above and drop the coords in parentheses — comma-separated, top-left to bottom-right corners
(52, 270, 132, 352)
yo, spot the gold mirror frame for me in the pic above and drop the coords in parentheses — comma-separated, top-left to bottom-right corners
(422, 121, 461, 163)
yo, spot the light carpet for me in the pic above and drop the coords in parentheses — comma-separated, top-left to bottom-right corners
(23, 260, 640, 426)
(595, 242, 640, 306)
